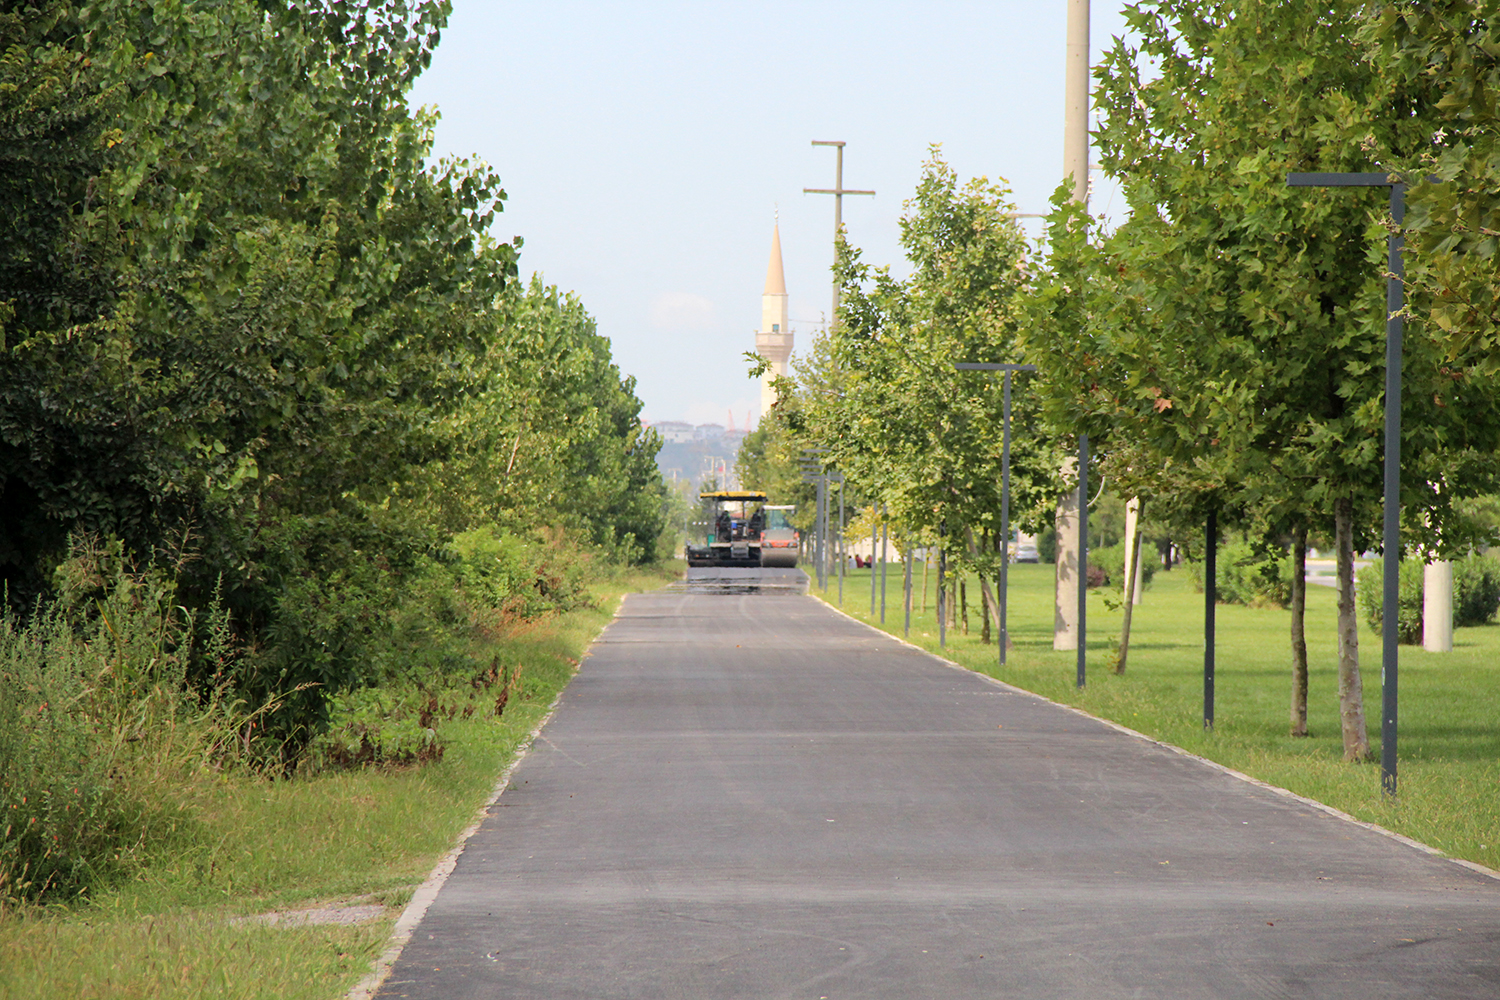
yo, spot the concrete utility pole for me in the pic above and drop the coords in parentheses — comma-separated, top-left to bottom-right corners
(1063, 0, 1091, 204)
(805, 141, 874, 327)
(1055, 0, 1090, 652)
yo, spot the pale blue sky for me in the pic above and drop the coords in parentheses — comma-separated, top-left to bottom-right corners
(408, 1, 1134, 426)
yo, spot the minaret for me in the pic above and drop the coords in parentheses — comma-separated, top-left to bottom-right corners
(755, 221, 793, 419)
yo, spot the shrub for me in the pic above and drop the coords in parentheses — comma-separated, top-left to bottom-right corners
(0, 603, 137, 902)
(230, 519, 596, 747)
(1359, 554, 1500, 643)
(1185, 542, 1293, 608)
(450, 525, 593, 623)
(1090, 540, 1158, 594)
(1455, 555, 1500, 627)
(1, 538, 247, 903)
(1356, 559, 1425, 644)
(303, 657, 527, 772)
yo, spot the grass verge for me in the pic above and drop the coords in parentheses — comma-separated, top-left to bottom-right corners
(819, 560, 1500, 873)
(0, 560, 681, 1000)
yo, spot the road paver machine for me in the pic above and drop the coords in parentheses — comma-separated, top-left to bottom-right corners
(686, 491, 798, 568)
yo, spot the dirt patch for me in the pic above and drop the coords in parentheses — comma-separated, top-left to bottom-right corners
(237, 896, 391, 928)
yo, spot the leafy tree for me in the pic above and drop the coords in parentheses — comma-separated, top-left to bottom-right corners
(412, 276, 666, 562)
(798, 151, 1058, 620)
(0, 1, 666, 739)
(1032, 0, 1500, 757)
(1368, 2, 1500, 371)
(734, 383, 819, 533)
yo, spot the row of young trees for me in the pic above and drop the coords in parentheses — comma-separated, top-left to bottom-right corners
(1, 1, 667, 737)
(745, 0, 1500, 761)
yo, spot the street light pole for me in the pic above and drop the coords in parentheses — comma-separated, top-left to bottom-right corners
(1205, 507, 1218, 730)
(1077, 433, 1089, 689)
(800, 448, 830, 591)
(880, 505, 889, 624)
(1286, 170, 1406, 797)
(955, 361, 1038, 667)
(833, 472, 845, 601)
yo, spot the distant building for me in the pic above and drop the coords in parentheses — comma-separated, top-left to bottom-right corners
(695, 423, 725, 441)
(653, 420, 694, 443)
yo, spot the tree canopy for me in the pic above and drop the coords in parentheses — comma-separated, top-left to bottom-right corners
(0, 1, 667, 736)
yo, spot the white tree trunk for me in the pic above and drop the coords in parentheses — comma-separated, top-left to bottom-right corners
(1334, 497, 1371, 762)
(1124, 497, 1144, 605)
(1424, 560, 1453, 653)
(1054, 458, 1081, 651)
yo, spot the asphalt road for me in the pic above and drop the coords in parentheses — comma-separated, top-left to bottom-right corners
(375, 567, 1500, 999)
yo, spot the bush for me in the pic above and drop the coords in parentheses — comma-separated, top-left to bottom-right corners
(0, 603, 136, 903)
(303, 657, 528, 772)
(450, 525, 594, 623)
(288, 524, 596, 770)
(1037, 526, 1058, 564)
(1359, 554, 1500, 643)
(1186, 542, 1293, 608)
(1090, 540, 1158, 594)
(1356, 559, 1425, 644)
(1, 538, 247, 903)
(1455, 555, 1500, 626)
(230, 519, 598, 748)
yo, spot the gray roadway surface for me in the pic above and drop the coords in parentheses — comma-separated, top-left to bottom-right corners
(376, 567, 1500, 999)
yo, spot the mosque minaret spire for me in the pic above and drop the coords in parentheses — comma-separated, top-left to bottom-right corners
(755, 216, 793, 420)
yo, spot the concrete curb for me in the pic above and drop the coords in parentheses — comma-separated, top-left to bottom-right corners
(344, 599, 632, 1000)
(810, 590, 1500, 885)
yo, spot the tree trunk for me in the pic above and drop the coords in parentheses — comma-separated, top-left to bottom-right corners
(1115, 498, 1145, 674)
(921, 549, 930, 614)
(965, 527, 1001, 637)
(980, 569, 991, 644)
(937, 538, 947, 643)
(1334, 497, 1371, 761)
(1290, 522, 1309, 737)
(1158, 537, 1172, 571)
(960, 578, 969, 634)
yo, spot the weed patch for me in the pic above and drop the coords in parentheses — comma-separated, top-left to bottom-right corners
(0, 559, 679, 998)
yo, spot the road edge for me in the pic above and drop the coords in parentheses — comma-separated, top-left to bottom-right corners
(343, 596, 637, 1000)
(809, 590, 1500, 885)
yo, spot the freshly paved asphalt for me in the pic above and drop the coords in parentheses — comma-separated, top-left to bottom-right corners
(376, 567, 1500, 999)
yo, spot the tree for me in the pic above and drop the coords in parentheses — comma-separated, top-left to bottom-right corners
(0, 1, 666, 738)
(1368, 2, 1500, 372)
(1034, 0, 1500, 757)
(804, 152, 1058, 624)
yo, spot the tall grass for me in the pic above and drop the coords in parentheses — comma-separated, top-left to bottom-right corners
(0, 557, 680, 1000)
(1, 538, 258, 904)
(0, 525, 620, 905)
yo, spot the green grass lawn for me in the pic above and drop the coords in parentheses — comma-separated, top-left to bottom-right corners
(822, 558, 1500, 872)
(0, 561, 682, 1000)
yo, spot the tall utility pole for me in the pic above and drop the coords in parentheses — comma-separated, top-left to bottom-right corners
(804, 140, 874, 327)
(1055, 0, 1090, 654)
(954, 362, 1037, 666)
(1063, 0, 1091, 204)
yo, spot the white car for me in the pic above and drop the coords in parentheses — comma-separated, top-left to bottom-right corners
(1013, 543, 1040, 563)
